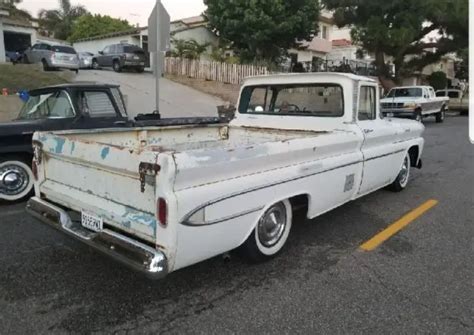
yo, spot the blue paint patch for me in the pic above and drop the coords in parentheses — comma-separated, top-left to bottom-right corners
(123, 209, 157, 231)
(70, 142, 76, 155)
(53, 138, 66, 154)
(100, 147, 110, 160)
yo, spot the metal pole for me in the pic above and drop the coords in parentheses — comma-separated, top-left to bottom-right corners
(154, 0, 162, 113)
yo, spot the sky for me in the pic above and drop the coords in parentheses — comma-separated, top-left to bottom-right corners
(18, 0, 207, 26)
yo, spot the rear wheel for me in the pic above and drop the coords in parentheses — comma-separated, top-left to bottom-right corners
(0, 156, 34, 202)
(41, 59, 50, 71)
(436, 107, 446, 123)
(239, 199, 293, 262)
(92, 59, 100, 70)
(388, 153, 411, 192)
(113, 60, 122, 73)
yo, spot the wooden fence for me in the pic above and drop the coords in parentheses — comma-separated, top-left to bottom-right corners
(164, 57, 268, 85)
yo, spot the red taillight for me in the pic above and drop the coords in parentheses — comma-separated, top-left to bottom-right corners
(157, 198, 167, 227)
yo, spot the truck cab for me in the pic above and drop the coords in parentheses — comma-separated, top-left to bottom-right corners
(0, 83, 129, 202)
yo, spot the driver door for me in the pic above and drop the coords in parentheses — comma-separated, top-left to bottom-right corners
(357, 84, 404, 196)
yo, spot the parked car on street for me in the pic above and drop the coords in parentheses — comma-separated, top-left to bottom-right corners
(381, 86, 449, 122)
(0, 83, 129, 202)
(436, 89, 469, 115)
(27, 73, 425, 279)
(78, 52, 94, 69)
(23, 43, 80, 73)
(92, 43, 146, 73)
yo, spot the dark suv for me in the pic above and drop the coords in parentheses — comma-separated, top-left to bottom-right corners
(92, 43, 147, 73)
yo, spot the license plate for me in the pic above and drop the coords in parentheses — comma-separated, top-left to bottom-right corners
(81, 212, 103, 232)
(139, 62, 145, 65)
(387, 113, 394, 117)
(134, 56, 139, 60)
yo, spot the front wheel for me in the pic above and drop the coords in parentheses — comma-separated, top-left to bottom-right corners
(0, 158, 35, 202)
(113, 60, 122, 73)
(92, 59, 100, 70)
(239, 199, 293, 262)
(388, 153, 411, 192)
(435, 108, 446, 123)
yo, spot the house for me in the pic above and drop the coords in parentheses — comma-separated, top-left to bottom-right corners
(72, 28, 149, 55)
(72, 15, 219, 61)
(169, 15, 219, 57)
(0, 4, 38, 62)
(288, 11, 334, 69)
(402, 54, 457, 86)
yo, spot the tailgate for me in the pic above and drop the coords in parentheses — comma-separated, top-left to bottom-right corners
(35, 133, 159, 243)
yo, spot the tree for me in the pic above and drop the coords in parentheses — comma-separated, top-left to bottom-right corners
(169, 38, 210, 60)
(454, 48, 468, 81)
(204, 0, 320, 63)
(38, 0, 88, 40)
(428, 71, 447, 90)
(1, 0, 32, 21)
(68, 14, 133, 42)
(323, 0, 468, 85)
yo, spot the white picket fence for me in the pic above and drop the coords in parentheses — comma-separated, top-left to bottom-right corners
(164, 57, 269, 85)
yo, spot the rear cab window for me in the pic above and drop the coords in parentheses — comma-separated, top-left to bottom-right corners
(81, 91, 117, 118)
(123, 45, 145, 54)
(239, 84, 344, 117)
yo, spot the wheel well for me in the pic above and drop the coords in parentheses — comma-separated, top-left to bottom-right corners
(408, 146, 419, 168)
(289, 194, 309, 218)
(0, 152, 33, 165)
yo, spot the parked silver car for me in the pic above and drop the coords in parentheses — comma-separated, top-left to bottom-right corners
(78, 52, 94, 69)
(23, 43, 80, 73)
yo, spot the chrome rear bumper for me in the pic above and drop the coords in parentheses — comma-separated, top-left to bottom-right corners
(26, 197, 168, 279)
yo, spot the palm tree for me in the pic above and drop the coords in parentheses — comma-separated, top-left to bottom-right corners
(38, 0, 88, 40)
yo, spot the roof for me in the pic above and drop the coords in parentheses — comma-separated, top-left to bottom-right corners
(243, 73, 376, 86)
(73, 27, 146, 43)
(2, 17, 34, 29)
(332, 39, 352, 47)
(30, 82, 120, 93)
(171, 15, 206, 26)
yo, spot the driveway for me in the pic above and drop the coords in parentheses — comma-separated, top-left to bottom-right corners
(75, 69, 224, 119)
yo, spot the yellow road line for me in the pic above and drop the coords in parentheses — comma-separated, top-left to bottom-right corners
(360, 199, 439, 251)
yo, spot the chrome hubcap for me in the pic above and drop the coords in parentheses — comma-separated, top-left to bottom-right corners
(0, 165, 29, 196)
(399, 157, 409, 185)
(257, 203, 287, 248)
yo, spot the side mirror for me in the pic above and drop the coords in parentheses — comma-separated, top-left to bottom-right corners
(98, 51, 104, 55)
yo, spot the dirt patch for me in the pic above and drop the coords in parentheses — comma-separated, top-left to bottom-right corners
(165, 74, 240, 105)
(0, 96, 23, 122)
(0, 63, 73, 92)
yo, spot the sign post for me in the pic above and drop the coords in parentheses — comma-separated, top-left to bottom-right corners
(148, 0, 170, 113)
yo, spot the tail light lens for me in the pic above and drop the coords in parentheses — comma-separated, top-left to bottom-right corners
(157, 198, 167, 227)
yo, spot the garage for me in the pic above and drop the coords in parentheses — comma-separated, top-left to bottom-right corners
(4, 30, 31, 53)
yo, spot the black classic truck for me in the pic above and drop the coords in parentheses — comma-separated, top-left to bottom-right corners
(0, 83, 223, 202)
(0, 83, 130, 202)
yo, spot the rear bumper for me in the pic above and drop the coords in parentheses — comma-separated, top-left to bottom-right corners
(26, 197, 168, 279)
(50, 61, 80, 70)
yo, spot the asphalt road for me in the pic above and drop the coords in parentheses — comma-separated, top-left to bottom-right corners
(0, 115, 472, 334)
(75, 69, 224, 119)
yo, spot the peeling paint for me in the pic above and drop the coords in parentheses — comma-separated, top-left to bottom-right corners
(101, 147, 110, 160)
(52, 138, 66, 154)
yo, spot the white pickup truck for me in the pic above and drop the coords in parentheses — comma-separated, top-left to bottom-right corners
(27, 73, 424, 279)
(381, 85, 449, 122)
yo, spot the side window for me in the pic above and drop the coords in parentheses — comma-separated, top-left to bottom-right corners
(358, 86, 376, 121)
(82, 91, 117, 118)
(103, 46, 111, 54)
(31, 44, 40, 50)
(110, 45, 118, 53)
(42, 44, 51, 51)
(448, 91, 460, 99)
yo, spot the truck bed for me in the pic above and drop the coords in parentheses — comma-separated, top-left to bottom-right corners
(34, 125, 341, 243)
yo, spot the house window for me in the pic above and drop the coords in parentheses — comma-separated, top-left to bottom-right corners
(322, 26, 328, 40)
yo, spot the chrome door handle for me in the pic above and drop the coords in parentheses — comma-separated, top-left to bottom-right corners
(363, 129, 374, 134)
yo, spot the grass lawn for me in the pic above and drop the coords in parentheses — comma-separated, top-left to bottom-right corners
(0, 63, 73, 92)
